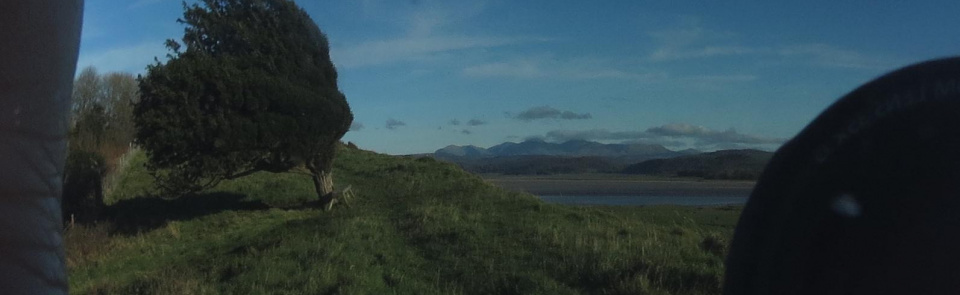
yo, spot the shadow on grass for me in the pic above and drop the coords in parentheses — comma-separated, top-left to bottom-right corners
(104, 192, 271, 235)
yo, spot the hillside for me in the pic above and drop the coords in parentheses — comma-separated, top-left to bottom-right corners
(623, 149, 773, 180)
(67, 145, 740, 294)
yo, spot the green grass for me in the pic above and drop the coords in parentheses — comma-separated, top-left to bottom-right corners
(66, 146, 742, 294)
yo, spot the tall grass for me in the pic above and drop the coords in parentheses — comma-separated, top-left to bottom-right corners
(66, 146, 741, 294)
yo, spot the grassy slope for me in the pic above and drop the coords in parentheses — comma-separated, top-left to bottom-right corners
(66, 146, 741, 295)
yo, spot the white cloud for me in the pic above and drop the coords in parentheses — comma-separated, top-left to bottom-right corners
(462, 61, 543, 78)
(681, 74, 758, 83)
(76, 41, 169, 75)
(331, 0, 512, 69)
(332, 36, 520, 69)
(462, 57, 666, 81)
(644, 18, 897, 70)
(649, 46, 759, 62)
(645, 20, 745, 62)
(407, 5, 452, 37)
(646, 123, 785, 145)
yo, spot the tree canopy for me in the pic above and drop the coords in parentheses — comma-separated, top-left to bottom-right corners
(135, 0, 353, 196)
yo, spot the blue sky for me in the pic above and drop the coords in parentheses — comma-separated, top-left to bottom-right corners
(78, 0, 960, 154)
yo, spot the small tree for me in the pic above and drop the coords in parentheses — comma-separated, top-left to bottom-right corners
(135, 0, 353, 200)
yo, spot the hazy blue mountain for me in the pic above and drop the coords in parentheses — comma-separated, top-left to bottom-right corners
(431, 139, 701, 175)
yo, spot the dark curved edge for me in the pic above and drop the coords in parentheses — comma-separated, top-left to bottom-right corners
(723, 57, 960, 294)
(0, 1, 84, 294)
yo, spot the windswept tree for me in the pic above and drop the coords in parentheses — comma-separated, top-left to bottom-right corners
(135, 0, 353, 200)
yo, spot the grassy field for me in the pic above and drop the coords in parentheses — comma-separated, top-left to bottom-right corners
(66, 146, 742, 294)
(483, 175, 754, 197)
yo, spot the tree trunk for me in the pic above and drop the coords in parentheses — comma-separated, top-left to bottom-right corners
(312, 170, 334, 197)
(309, 143, 338, 210)
(312, 170, 336, 210)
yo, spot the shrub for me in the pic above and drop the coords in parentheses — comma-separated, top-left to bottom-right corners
(63, 149, 107, 223)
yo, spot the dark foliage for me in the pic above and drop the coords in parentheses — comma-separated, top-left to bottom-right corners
(63, 149, 107, 223)
(135, 0, 352, 195)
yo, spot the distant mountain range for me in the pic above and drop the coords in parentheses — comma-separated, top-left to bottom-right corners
(435, 139, 698, 162)
(430, 139, 701, 175)
(426, 140, 773, 179)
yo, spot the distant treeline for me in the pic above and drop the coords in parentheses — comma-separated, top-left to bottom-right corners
(461, 156, 620, 175)
(64, 66, 139, 222)
(622, 149, 773, 180)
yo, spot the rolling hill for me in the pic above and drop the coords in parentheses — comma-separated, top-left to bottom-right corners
(67, 145, 739, 294)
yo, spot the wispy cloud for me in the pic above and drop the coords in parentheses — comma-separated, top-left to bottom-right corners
(463, 57, 666, 81)
(514, 106, 592, 122)
(681, 74, 758, 83)
(385, 119, 407, 130)
(331, 0, 529, 69)
(646, 123, 712, 137)
(466, 119, 487, 126)
(349, 122, 365, 131)
(545, 129, 650, 142)
(645, 19, 747, 62)
(461, 129, 472, 135)
(647, 123, 785, 145)
(649, 46, 758, 62)
(332, 36, 522, 68)
(778, 44, 896, 70)
(462, 61, 543, 78)
(76, 41, 169, 75)
(645, 18, 896, 70)
(448, 119, 461, 126)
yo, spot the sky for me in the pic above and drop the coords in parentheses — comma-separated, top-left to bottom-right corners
(78, 0, 960, 155)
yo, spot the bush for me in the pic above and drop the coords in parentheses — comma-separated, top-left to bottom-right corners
(700, 233, 728, 257)
(63, 149, 107, 223)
